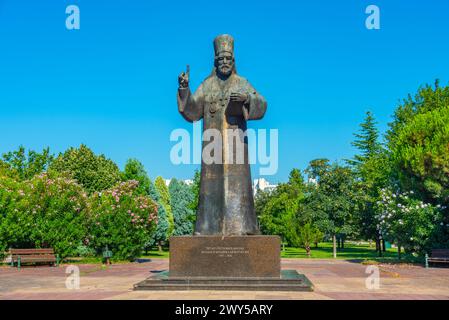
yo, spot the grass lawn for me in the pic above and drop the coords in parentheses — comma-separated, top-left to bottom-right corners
(140, 249, 170, 259)
(60, 249, 170, 265)
(280, 242, 420, 263)
(141, 242, 421, 264)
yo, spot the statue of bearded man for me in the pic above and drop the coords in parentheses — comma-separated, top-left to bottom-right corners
(177, 34, 267, 236)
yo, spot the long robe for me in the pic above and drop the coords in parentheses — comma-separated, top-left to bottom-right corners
(177, 72, 267, 236)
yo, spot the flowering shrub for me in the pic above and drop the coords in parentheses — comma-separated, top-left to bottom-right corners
(0, 173, 89, 258)
(87, 180, 158, 261)
(376, 188, 446, 254)
(0, 175, 25, 255)
(0, 175, 159, 260)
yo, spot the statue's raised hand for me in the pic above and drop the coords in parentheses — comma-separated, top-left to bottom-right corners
(230, 91, 249, 103)
(178, 65, 190, 88)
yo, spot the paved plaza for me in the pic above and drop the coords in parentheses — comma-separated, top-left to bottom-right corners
(1, 258, 448, 300)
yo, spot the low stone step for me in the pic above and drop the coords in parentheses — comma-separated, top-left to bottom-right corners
(134, 283, 312, 291)
(133, 269, 314, 292)
(138, 279, 307, 286)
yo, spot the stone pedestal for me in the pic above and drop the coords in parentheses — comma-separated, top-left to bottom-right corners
(134, 235, 314, 291)
(169, 236, 280, 278)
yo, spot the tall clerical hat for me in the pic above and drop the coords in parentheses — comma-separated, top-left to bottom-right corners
(214, 34, 234, 55)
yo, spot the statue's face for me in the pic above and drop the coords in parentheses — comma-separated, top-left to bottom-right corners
(216, 51, 234, 76)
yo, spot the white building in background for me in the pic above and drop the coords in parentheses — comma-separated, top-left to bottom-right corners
(253, 178, 277, 196)
(164, 178, 194, 187)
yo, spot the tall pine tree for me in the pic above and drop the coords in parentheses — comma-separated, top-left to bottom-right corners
(349, 111, 390, 255)
(348, 111, 380, 169)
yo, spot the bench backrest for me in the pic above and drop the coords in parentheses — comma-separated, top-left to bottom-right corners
(10, 248, 54, 256)
(431, 249, 449, 258)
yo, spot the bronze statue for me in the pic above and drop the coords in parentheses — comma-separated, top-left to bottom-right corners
(177, 34, 267, 236)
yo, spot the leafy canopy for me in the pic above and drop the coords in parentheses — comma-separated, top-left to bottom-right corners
(49, 144, 121, 194)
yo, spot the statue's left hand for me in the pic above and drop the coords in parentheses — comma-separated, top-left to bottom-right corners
(230, 92, 249, 103)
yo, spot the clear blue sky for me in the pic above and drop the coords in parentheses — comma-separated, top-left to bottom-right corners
(1, 0, 448, 183)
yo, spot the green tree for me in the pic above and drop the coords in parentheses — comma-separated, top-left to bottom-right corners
(296, 222, 323, 256)
(255, 189, 273, 222)
(188, 170, 200, 217)
(386, 81, 449, 248)
(301, 159, 332, 234)
(1, 146, 53, 180)
(121, 159, 151, 195)
(154, 177, 174, 237)
(387, 82, 449, 204)
(259, 169, 305, 245)
(49, 145, 121, 194)
(348, 111, 391, 254)
(149, 178, 172, 251)
(348, 111, 381, 168)
(304, 158, 330, 182)
(303, 160, 358, 258)
(169, 178, 195, 236)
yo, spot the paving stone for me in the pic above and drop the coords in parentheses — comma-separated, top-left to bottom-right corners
(1, 258, 448, 300)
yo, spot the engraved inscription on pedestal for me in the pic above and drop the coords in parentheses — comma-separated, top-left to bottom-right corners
(201, 246, 249, 258)
(169, 236, 281, 278)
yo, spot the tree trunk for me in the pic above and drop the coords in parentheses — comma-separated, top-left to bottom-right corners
(158, 242, 163, 253)
(306, 245, 311, 257)
(382, 239, 386, 252)
(398, 243, 401, 260)
(341, 238, 345, 250)
(376, 238, 382, 257)
(314, 241, 318, 248)
(332, 234, 337, 258)
(379, 239, 383, 257)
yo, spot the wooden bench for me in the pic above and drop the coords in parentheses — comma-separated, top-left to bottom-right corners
(425, 249, 449, 268)
(10, 248, 59, 270)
